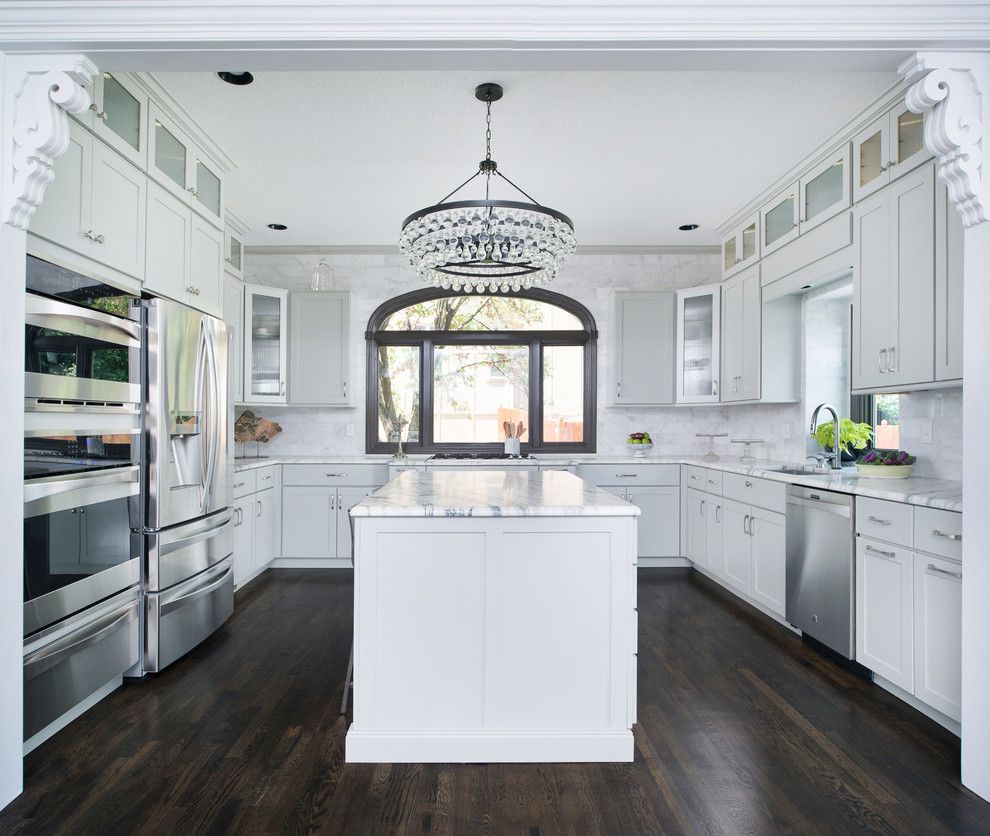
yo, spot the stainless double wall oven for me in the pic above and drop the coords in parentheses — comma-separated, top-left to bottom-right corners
(23, 256, 144, 741)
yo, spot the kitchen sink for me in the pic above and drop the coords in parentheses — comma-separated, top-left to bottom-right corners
(772, 466, 833, 476)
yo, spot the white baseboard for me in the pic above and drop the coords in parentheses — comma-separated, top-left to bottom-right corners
(873, 675, 961, 737)
(345, 728, 634, 763)
(270, 558, 352, 569)
(638, 557, 691, 568)
(23, 676, 122, 755)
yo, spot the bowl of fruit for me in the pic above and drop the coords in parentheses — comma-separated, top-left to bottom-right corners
(626, 432, 654, 457)
(856, 449, 917, 479)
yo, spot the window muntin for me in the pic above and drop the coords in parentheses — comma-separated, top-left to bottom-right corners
(367, 290, 595, 453)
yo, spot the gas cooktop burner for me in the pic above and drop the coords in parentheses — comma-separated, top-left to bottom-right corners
(429, 452, 534, 460)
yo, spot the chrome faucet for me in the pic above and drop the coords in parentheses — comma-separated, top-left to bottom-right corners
(809, 403, 842, 470)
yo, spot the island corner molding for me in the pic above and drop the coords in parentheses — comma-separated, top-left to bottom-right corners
(901, 52, 989, 228)
(4, 55, 96, 230)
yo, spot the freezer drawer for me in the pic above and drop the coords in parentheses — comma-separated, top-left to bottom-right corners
(145, 557, 233, 672)
(23, 587, 140, 739)
(144, 509, 234, 592)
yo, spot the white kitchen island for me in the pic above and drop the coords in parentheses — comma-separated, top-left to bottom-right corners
(345, 469, 640, 763)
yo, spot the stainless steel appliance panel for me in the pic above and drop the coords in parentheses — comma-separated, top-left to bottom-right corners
(785, 486, 855, 658)
(145, 299, 229, 530)
(23, 587, 140, 739)
(144, 557, 233, 672)
(144, 509, 233, 592)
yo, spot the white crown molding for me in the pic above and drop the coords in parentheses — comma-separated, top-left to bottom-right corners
(1, 3, 989, 47)
(902, 51, 989, 227)
(3, 54, 96, 230)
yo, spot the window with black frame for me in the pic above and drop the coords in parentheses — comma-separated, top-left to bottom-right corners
(366, 289, 597, 454)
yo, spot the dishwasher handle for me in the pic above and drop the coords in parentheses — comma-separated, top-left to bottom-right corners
(786, 494, 852, 517)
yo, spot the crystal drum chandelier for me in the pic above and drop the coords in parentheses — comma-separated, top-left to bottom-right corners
(399, 83, 576, 292)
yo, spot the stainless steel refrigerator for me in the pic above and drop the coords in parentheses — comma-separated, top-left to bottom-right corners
(140, 297, 234, 673)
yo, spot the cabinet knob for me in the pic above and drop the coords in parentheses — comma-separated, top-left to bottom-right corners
(735, 258, 742, 264)
(89, 104, 108, 121)
(187, 186, 199, 197)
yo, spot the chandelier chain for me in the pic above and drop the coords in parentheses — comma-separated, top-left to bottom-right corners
(485, 99, 492, 161)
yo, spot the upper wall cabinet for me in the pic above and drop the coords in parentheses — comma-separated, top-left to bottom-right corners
(853, 100, 930, 203)
(721, 214, 759, 278)
(29, 118, 146, 282)
(760, 183, 799, 256)
(224, 211, 249, 280)
(244, 284, 289, 404)
(87, 71, 148, 168)
(223, 275, 245, 403)
(852, 163, 936, 392)
(289, 291, 352, 406)
(720, 265, 761, 402)
(799, 144, 851, 233)
(935, 184, 964, 383)
(611, 292, 675, 406)
(148, 102, 224, 227)
(675, 284, 720, 404)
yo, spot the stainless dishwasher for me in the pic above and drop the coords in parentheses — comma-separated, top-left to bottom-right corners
(785, 486, 855, 658)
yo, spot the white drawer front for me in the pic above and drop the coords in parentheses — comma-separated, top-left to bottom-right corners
(684, 465, 706, 490)
(856, 497, 914, 547)
(254, 464, 280, 491)
(282, 463, 389, 487)
(703, 470, 723, 495)
(721, 473, 785, 514)
(577, 463, 679, 487)
(232, 470, 257, 498)
(913, 507, 962, 561)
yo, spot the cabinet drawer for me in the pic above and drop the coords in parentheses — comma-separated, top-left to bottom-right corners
(703, 470, 723, 494)
(684, 465, 707, 490)
(721, 473, 785, 514)
(914, 507, 962, 561)
(233, 470, 256, 498)
(282, 463, 389, 487)
(856, 497, 913, 547)
(255, 465, 280, 491)
(577, 463, 679, 487)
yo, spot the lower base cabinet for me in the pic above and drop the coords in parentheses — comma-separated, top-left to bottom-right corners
(281, 484, 379, 560)
(913, 554, 962, 720)
(233, 486, 277, 588)
(714, 497, 786, 616)
(625, 485, 680, 557)
(721, 500, 752, 594)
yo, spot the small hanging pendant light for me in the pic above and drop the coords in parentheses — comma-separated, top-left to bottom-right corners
(310, 258, 333, 291)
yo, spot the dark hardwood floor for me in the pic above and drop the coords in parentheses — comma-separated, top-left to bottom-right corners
(2, 568, 988, 835)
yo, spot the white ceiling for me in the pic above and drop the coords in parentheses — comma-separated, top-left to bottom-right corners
(155, 70, 897, 247)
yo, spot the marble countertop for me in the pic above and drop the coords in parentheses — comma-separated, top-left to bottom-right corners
(350, 469, 641, 518)
(234, 453, 962, 513)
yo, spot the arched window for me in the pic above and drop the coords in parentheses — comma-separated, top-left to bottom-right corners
(366, 288, 597, 453)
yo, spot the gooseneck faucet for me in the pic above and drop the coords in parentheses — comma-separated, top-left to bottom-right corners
(809, 403, 842, 470)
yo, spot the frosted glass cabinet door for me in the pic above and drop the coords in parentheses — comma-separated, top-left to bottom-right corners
(193, 158, 223, 224)
(800, 144, 850, 232)
(675, 284, 720, 403)
(852, 114, 890, 202)
(721, 214, 760, 278)
(93, 71, 146, 167)
(888, 103, 929, 183)
(244, 284, 288, 404)
(149, 104, 191, 198)
(760, 183, 799, 255)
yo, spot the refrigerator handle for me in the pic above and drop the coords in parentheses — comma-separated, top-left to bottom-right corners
(204, 320, 221, 506)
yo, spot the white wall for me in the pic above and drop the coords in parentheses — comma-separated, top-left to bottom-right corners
(242, 249, 961, 480)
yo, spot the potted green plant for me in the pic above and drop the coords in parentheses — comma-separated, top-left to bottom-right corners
(814, 418, 872, 463)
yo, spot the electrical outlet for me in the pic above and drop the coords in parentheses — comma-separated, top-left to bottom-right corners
(919, 419, 934, 444)
(345, 423, 355, 437)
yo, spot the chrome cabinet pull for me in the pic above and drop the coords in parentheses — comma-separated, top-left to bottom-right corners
(743, 514, 751, 535)
(343, 381, 348, 397)
(280, 381, 286, 397)
(689, 474, 699, 481)
(932, 529, 962, 541)
(865, 544, 896, 559)
(868, 515, 892, 526)
(262, 474, 272, 481)
(708, 479, 718, 486)
(187, 186, 199, 197)
(700, 499, 706, 517)
(256, 500, 262, 517)
(749, 516, 756, 536)
(234, 481, 245, 489)
(879, 348, 888, 374)
(927, 563, 962, 580)
(887, 346, 898, 372)
(712, 380, 718, 396)
(715, 505, 721, 523)
(616, 381, 622, 398)
(616, 473, 638, 478)
(326, 472, 348, 477)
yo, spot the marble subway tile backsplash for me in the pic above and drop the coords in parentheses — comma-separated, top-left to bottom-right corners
(240, 250, 961, 481)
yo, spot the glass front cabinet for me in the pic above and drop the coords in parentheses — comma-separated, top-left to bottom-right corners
(721, 214, 760, 278)
(799, 143, 851, 232)
(676, 284, 721, 404)
(760, 182, 799, 256)
(243, 284, 288, 404)
(148, 102, 224, 226)
(852, 99, 930, 203)
(90, 71, 147, 167)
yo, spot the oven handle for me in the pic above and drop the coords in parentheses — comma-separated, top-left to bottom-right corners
(26, 293, 142, 347)
(159, 563, 233, 616)
(23, 599, 138, 679)
(23, 465, 140, 518)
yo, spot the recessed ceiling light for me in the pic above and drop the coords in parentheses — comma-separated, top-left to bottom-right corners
(802, 284, 814, 290)
(217, 71, 254, 86)
(267, 223, 287, 231)
(678, 223, 700, 231)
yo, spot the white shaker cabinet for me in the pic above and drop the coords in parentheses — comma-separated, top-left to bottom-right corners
(189, 213, 224, 318)
(223, 276, 245, 403)
(705, 497, 724, 578)
(853, 100, 930, 204)
(611, 292, 675, 406)
(935, 183, 964, 382)
(749, 507, 786, 616)
(685, 488, 707, 566)
(675, 285, 720, 404)
(721, 214, 759, 278)
(721, 500, 752, 596)
(232, 496, 255, 587)
(625, 485, 680, 558)
(852, 163, 935, 391)
(913, 554, 962, 722)
(254, 488, 279, 571)
(90, 70, 147, 168)
(244, 284, 289, 404)
(720, 265, 761, 402)
(289, 291, 351, 406)
(856, 537, 914, 692)
(281, 486, 336, 558)
(336, 486, 375, 560)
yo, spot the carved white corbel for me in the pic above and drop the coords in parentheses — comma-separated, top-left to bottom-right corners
(901, 52, 989, 228)
(3, 56, 96, 230)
